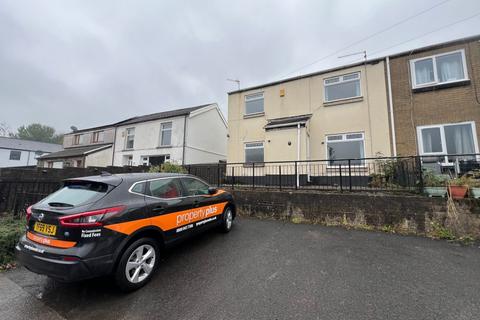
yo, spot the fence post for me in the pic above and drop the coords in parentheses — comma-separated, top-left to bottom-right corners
(252, 163, 255, 189)
(295, 161, 298, 189)
(231, 166, 235, 190)
(415, 156, 424, 193)
(279, 165, 282, 190)
(339, 163, 343, 192)
(348, 159, 352, 192)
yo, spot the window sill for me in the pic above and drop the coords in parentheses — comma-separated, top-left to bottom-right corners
(412, 79, 470, 93)
(243, 112, 265, 119)
(323, 96, 363, 107)
(157, 145, 172, 149)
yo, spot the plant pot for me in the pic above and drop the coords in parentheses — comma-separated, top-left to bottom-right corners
(470, 187, 480, 199)
(448, 185, 468, 199)
(424, 187, 447, 198)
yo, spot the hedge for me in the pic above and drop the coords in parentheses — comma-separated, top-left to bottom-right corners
(0, 215, 25, 267)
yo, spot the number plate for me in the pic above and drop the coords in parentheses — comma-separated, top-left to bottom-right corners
(34, 222, 57, 236)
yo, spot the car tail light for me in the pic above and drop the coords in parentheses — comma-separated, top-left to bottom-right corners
(26, 205, 33, 222)
(59, 206, 126, 228)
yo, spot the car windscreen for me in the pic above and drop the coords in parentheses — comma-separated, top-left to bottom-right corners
(39, 181, 110, 208)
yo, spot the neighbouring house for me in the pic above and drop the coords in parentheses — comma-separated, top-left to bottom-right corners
(0, 137, 62, 168)
(113, 103, 227, 166)
(227, 59, 392, 165)
(37, 124, 117, 168)
(388, 35, 480, 167)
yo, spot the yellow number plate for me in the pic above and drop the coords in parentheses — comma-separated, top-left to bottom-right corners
(34, 222, 57, 236)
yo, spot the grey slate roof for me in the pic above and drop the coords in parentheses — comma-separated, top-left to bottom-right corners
(0, 137, 63, 153)
(264, 114, 312, 129)
(38, 144, 112, 160)
(117, 104, 212, 126)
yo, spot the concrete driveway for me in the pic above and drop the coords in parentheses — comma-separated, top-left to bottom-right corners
(2, 217, 480, 320)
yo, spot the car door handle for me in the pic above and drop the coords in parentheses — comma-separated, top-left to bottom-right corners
(152, 206, 164, 213)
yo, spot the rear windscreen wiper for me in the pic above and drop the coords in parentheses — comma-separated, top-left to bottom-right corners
(48, 202, 74, 207)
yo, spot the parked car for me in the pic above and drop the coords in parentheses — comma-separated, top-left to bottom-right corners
(16, 172, 236, 291)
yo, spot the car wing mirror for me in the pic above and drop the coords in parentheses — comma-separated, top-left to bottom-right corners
(208, 187, 217, 195)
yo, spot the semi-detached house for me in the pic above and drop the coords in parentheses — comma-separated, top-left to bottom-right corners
(39, 103, 227, 168)
(113, 103, 227, 166)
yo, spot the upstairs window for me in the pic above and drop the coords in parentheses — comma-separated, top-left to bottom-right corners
(73, 134, 80, 145)
(324, 72, 361, 102)
(92, 131, 104, 143)
(125, 128, 135, 149)
(245, 142, 264, 163)
(245, 92, 264, 115)
(160, 122, 172, 146)
(9, 150, 21, 160)
(410, 49, 468, 88)
(326, 132, 365, 165)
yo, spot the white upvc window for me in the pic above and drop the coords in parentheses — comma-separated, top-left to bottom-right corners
(125, 128, 135, 149)
(326, 132, 365, 165)
(417, 121, 478, 162)
(245, 92, 264, 115)
(324, 72, 361, 102)
(92, 130, 104, 143)
(245, 142, 264, 163)
(160, 122, 172, 146)
(410, 49, 468, 89)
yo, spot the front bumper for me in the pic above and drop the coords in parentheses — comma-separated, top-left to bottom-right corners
(16, 236, 115, 282)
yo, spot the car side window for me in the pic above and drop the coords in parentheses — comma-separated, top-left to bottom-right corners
(182, 178, 210, 196)
(148, 178, 183, 199)
(131, 182, 146, 194)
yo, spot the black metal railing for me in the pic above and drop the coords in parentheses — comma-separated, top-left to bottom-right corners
(188, 153, 480, 192)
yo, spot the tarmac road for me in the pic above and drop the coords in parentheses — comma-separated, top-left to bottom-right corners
(2, 217, 480, 320)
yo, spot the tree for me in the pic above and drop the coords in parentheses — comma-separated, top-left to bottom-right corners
(15, 123, 63, 144)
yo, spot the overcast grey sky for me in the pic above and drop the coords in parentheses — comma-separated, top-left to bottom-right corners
(1, 0, 479, 133)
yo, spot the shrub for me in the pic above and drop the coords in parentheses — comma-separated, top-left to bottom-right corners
(148, 162, 187, 174)
(423, 169, 448, 187)
(0, 215, 25, 267)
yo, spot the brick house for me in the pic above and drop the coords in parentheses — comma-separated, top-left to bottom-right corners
(388, 35, 480, 164)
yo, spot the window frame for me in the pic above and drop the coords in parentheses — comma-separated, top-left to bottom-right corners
(159, 122, 173, 147)
(125, 127, 135, 150)
(409, 49, 469, 89)
(416, 121, 479, 160)
(325, 132, 366, 167)
(244, 92, 264, 116)
(323, 72, 362, 103)
(73, 134, 80, 145)
(91, 130, 104, 143)
(9, 150, 21, 161)
(244, 141, 265, 163)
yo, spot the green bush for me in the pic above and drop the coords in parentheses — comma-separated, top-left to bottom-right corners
(149, 162, 187, 174)
(0, 215, 25, 267)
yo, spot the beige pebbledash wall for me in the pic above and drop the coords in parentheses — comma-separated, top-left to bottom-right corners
(227, 61, 392, 163)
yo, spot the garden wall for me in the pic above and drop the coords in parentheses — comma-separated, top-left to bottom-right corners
(229, 189, 480, 240)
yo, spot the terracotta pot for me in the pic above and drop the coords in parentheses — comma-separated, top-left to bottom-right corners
(448, 185, 468, 199)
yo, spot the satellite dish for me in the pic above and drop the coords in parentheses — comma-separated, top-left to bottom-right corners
(70, 126, 78, 132)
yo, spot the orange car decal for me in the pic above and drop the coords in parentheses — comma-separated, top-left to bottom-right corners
(104, 201, 228, 235)
(27, 232, 77, 249)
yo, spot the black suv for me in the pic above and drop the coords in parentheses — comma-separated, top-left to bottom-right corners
(16, 173, 235, 291)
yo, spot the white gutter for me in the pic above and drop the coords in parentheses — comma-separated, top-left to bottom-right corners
(386, 56, 397, 156)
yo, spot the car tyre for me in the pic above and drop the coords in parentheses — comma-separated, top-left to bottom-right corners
(114, 237, 159, 292)
(219, 206, 234, 233)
